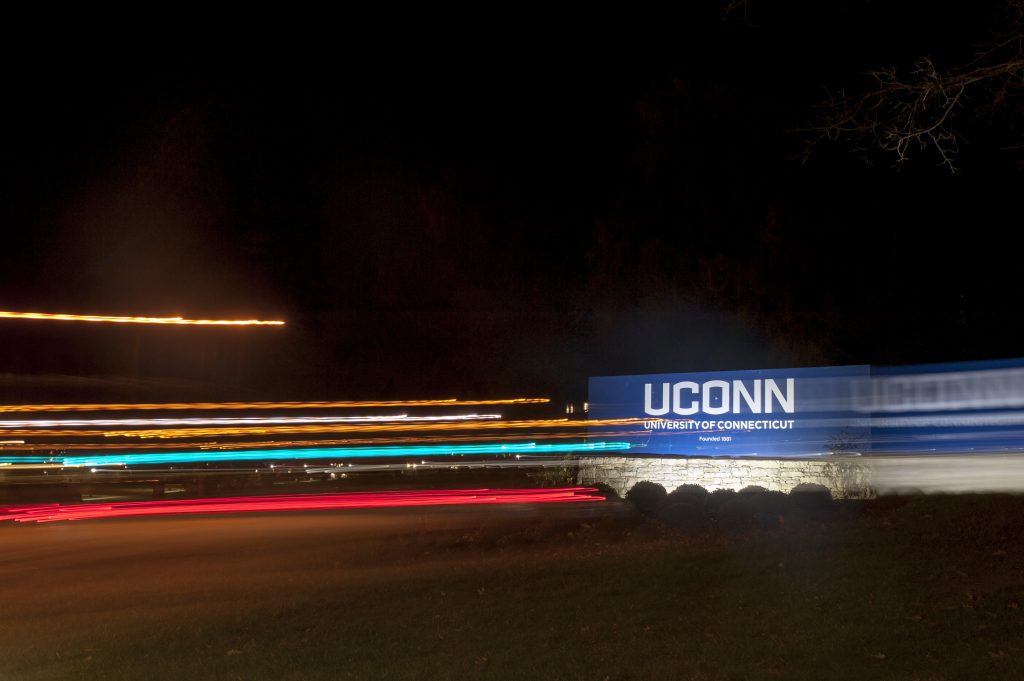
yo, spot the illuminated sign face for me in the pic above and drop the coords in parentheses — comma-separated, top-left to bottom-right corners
(589, 365, 870, 457)
(643, 378, 795, 416)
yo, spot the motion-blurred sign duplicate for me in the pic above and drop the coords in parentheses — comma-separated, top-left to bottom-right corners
(870, 357, 1024, 454)
(589, 366, 871, 457)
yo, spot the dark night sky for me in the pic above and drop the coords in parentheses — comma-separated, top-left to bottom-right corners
(2, 2, 1022, 402)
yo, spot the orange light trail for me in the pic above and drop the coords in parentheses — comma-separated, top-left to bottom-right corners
(0, 398, 550, 413)
(0, 310, 285, 326)
(0, 418, 643, 440)
(0, 414, 500, 428)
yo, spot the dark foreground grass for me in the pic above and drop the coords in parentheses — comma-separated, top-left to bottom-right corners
(2, 495, 1023, 681)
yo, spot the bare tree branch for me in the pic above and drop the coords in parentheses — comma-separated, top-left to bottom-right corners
(720, 0, 748, 22)
(801, 2, 1024, 172)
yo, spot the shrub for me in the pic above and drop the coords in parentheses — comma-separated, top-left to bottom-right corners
(625, 480, 668, 516)
(791, 482, 833, 501)
(666, 484, 709, 507)
(742, 489, 792, 528)
(705, 488, 739, 511)
(711, 493, 758, 532)
(791, 482, 836, 519)
(657, 501, 711, 533)
(706, 488, 791, 531)
(587, 481, 621, 501)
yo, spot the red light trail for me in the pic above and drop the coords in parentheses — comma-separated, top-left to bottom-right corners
(0, 487, 604, 523)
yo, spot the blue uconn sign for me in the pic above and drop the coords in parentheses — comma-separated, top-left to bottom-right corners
(589, 365, 870, 457)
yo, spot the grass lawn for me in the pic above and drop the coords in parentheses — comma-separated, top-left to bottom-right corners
(2, 494, 1022, 680)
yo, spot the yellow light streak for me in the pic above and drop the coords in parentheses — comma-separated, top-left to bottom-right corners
(0, 418, 643, 440)
(0, 310, 285, 326)
(0, 398, 550, 413)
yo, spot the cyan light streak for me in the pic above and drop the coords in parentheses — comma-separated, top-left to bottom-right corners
(58, 441, 631, 467)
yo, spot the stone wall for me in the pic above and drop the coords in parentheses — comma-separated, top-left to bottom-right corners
(576, 455, 869, 498)
(576, 455, 1024, 498)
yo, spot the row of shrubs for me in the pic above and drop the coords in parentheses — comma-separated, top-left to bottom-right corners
(612, 480, 838, 532)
